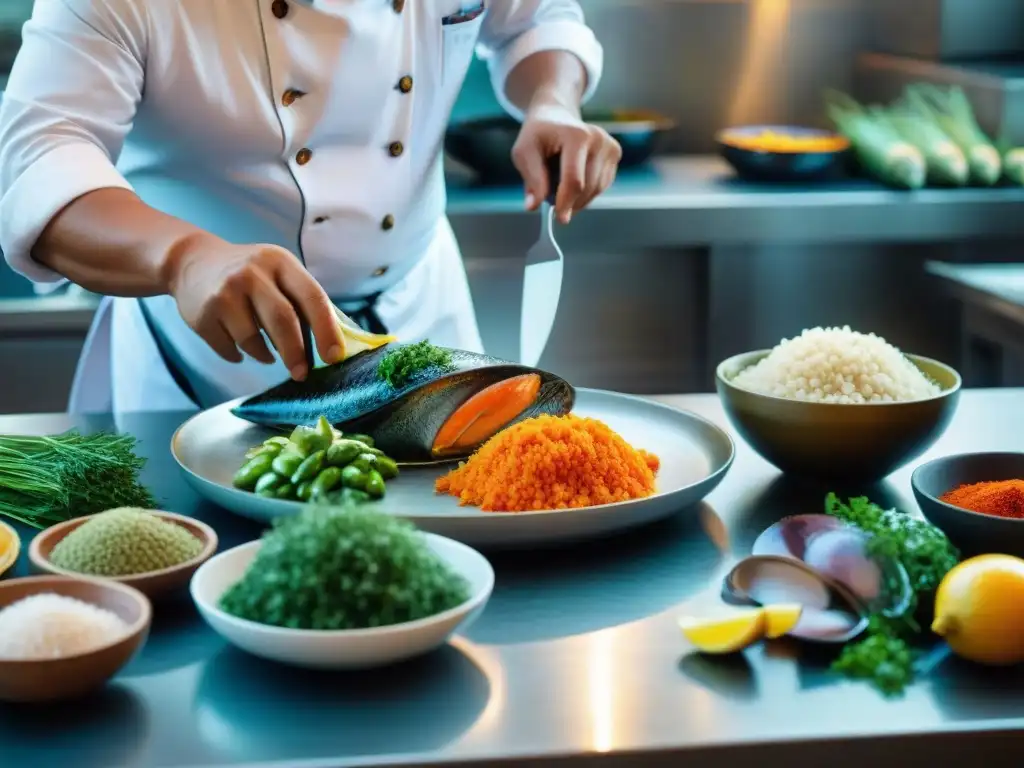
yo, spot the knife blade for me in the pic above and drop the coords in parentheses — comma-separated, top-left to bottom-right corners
(519, 156, 565, 368)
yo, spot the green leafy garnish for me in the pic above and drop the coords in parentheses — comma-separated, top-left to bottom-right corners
(0, 431, 156, 529)
(219, 503, 471, 630)
(376, 341, 455, 389)
(824, 492, 960, 696)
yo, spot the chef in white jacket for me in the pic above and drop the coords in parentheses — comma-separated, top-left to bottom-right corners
(0, 0, 618, 414)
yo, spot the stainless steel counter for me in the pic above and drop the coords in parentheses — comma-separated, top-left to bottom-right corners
(2, 389, 1024, 768)
(447, 156, 1024, 248)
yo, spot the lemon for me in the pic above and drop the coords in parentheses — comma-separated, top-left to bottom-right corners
(678, 607, 765, 654)
(333, 306, 397, 360)
(763, 603, 803, 639)
(932, 554, 1024, 666)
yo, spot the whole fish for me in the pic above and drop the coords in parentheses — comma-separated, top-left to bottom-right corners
(232, 344, 575, 463)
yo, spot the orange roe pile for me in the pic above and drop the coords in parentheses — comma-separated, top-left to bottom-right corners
(434, 413, 660, 512)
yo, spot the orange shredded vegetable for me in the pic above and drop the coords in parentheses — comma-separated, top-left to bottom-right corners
(434, 413, 660, 512)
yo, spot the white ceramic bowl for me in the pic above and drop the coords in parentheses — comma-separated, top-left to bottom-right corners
(190, 533, 494, 670)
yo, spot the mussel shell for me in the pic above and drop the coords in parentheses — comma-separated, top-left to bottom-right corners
(752, 514, 912, 619)
(232, 345, 575, 463)
(722, 555, 869, 643)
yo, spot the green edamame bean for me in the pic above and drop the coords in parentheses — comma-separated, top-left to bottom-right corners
(346, 433, 375, 448)
(271, 452, 304, 478)
(296, 481, 313, 501)
(244, 444, 281, 461)
(326, 440, 363, 467)
(292, 431, 329, 456)
(364, 469, 386, 499)
(291, 450, 325, 485)
(315, 416, 335, 444)
(254, 471, 285, 495)
(351, 453, 377, 473)
(264, 436, 292, 449)
(362, 446, 386, 457)
(274, 483, 296, 500)
(233, 453, 275, 490)
(311, 467, 343, 499)
(341, 464, 367, 490)
(374, 455, 400, 480)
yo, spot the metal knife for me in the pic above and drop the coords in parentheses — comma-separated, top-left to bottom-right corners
(519, 156, 564, 368)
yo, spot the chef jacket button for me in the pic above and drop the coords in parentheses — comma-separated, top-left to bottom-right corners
(372, 266, 389, 277)
(397, 75, 413, 94)
(388, 141, 404, 158)
(271, 0, 289, 19)
(381, 214, 395, 231)
(295, 148, 312, 165)
(392, 0, 405, 13)
(282, 88, 305, 107)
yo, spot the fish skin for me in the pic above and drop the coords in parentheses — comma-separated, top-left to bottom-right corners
(231, 344, 575, 462)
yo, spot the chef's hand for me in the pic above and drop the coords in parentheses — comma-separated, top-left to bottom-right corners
(166, 234, 344, 381)
(512, 103, 622, 225)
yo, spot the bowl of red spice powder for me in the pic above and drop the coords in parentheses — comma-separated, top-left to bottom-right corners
(912, 452, 1024, 557)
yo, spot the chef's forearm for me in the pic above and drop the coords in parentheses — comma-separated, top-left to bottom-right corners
(33, 188, 217, 298)
(504, 50, 588, 116)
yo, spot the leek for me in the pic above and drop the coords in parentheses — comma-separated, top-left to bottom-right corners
(904, 84, 1001, 186)
(825, 90, 926, 190)
(875, 103, 967, 186)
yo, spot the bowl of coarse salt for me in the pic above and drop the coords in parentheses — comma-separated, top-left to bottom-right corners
(0, 576, 151, 703)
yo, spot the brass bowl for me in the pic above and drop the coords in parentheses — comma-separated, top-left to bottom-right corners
(716, 350, 962, 484)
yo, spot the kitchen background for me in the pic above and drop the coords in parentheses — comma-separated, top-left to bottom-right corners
(1, 0, 1023, 412)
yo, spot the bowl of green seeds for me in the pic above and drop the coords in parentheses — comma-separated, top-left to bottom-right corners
(30, 508, 219, 599)
(189, 503, 494, 670)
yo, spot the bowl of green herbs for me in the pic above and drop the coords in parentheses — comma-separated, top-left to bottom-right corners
(190, 503, 494, 670)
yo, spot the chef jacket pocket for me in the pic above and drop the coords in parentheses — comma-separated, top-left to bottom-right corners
(441, 5, 486, 85)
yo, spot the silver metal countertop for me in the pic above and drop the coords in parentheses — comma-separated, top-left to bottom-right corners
(1, 389, 1023, 768)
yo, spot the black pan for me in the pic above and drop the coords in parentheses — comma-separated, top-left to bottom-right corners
(445, 110, 676, 185)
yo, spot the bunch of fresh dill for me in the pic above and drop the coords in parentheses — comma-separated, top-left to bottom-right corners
(0, 430, 156, 529)
(376, 341, 455, 389)
(825, 492, 960, 696)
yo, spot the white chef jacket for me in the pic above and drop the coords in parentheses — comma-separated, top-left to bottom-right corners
(0, 0, 602, 414)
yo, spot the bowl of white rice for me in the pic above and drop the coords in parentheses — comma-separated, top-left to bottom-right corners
(716, 326, 961, 482)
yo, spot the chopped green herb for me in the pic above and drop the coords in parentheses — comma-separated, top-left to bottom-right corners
(219, 503, 471, 630)
(824, 492, 960, 696)
(376, 341, 454, 389)
(0, 431, 156, 529)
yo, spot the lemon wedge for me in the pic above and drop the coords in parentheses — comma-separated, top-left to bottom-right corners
(678, 607, 765, 654)
(762, 603, 803, 639)
(334, 306, 397, 360)
(0, 520, 20, 579)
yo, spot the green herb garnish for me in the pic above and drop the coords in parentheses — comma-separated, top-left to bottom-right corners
(0, 431, 156, 529)
(219, 503, 471, 630)
(376, 341, 455, 389)
(824, 492, 960, 696)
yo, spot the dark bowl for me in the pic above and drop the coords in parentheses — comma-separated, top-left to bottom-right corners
(912, 453, 1024, 558)
(716, 350, 961, 484)
(445, 110, 676, 184)
(716, 125, 850, 183)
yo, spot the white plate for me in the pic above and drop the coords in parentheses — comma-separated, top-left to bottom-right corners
(190, 533, 494, 670)
(172, 388, 735, 547)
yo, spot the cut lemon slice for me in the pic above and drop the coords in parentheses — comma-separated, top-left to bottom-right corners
(762, 603, 803, 639)
(334, 306, 397, 360)
(678, 607, 765, 654)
